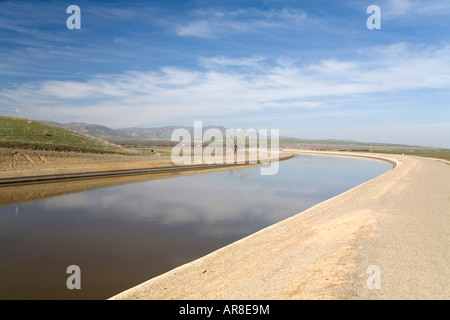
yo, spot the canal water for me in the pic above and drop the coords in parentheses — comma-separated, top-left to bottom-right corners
(0, 154, 392, 299)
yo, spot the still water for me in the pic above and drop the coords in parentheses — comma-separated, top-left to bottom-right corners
(0, 154, 391, 299)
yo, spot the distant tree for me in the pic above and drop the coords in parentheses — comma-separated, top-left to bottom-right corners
(225, 128, 258, 164)
(226, 128, 246, 155)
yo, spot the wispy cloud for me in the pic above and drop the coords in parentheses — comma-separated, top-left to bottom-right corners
(1, 42, 449, 128)
(176, 20, 215, 38)
(381, 0, 450, 18)
(199, 56, 266, 69)
(175, 7, 307, 38)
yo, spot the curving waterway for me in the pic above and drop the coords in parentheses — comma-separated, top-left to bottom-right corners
(0, 154, 392, 299)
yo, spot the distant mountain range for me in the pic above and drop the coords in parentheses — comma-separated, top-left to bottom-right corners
(42, 120, 443, 151)
(43, 121, 229, 141)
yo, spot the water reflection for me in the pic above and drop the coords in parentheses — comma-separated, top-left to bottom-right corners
(0, 155, 391, 299)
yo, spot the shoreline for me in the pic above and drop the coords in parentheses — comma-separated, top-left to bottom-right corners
(109, 150, 449, 300)
(0, 147, 293, 186)
(0, 155, 293, 187)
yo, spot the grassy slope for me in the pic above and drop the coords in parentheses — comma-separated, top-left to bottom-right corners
(280, 138, 450, 161)
(0, 116, 135, 154)
(278, 137, 414, 147)
(361, 149, 450, 161)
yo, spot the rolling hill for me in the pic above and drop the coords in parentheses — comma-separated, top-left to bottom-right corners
(44, 121, 229, 141)
(0, 116, 135, 154)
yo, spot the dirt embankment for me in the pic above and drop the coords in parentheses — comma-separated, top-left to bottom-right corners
(0, 147, 291, 179)
(0, 148, 174, 179)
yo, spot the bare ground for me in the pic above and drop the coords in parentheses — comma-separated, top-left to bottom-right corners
(0, 148, 288, 179)
(0, 148, 174, 179)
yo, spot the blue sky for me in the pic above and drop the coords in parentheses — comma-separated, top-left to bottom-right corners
(1, 0, 450, 147)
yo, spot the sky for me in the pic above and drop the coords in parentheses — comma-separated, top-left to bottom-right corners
(0, 0, 449, 148)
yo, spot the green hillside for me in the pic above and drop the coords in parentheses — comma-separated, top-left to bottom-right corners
(0, 116, 135, 154)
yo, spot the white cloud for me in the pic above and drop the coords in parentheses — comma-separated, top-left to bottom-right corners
(1, 43, 450, 128)
(199, 56, 266, 68)
(175, 21, 215, 38)
(389, 0, 413, 15)
(382, 0, 450, 18)
(308, 60, 358, 74)
(175, 7, 307, 38)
